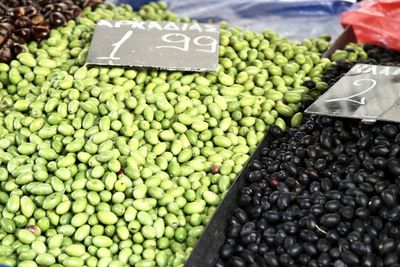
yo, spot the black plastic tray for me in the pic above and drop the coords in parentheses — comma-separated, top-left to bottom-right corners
(185, 133, 272, 267)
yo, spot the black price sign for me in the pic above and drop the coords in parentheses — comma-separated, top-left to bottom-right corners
(86, 20, 220, 72)
(306, 64, 400, 123)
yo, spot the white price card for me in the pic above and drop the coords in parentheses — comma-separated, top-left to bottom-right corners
(86, 20, 220, 72)
(306, 64, 400, 123)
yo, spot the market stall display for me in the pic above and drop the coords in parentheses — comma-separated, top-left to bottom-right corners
(0, 0, 399, 267)
(0, 2, 338, 266)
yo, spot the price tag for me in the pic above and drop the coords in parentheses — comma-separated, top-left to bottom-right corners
(86, 20, 219, 72)
(306, 64, 400, 123)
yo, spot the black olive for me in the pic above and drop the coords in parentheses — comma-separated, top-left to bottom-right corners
(303, 80, 316, 89)
(370, 145, 390, 157)
(320, 213, 340, 228)
(264, 211, 280, 224)
(264, 253, 279, 267)
(384, 252, 398, 265)
(341, 250, 360, 265)
(326, 230, 340, 243)
(234, 209, 248, 224)
(378, 238, 396, 255)
(389, 144, 400, 157)
(215, 260, 225, 267)
(329, 247, 341, 259)
(303, 242, 318, 256)
(381, 190, 397, 208)
(350, 241, 370, 256)
(310, 204, 324, 216)
(357, 135, 372, 149)
(269, 125, 283, 137)
(318, 253, 332, 267)
(361, 254, 376, 267)
(238, 194, 252, 207)
(220, 244, 235, 260)
(226, 225, 241, 238)
(272, 230, 285, 246)
(355, 207, 370, 219)
(276, 193, 290, 210)
(315, 239, 331, 253)
(239, 249, 255, 263)
(227, 256, 246, 267)
(382, 125, 398, 137)
(386, 158, 400, 177)
(326, 190, 342, 200)
(287, 243, 302, 257)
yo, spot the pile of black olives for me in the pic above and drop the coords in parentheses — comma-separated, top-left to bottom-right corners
(0, 0, 102, 62)
(363, 44, 400, 66)
(217, 116, 400, 267)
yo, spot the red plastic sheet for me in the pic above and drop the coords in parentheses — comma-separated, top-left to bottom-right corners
(341, 0, 400, 51)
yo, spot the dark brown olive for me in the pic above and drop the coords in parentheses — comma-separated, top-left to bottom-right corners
(14, 16, 31, 28)
(53, 3, 68, 12)
(71, 5, 82, 17)
(24, 6, 38, 17)
(15, 27, 31, 41)
(10, 34, 24, 44)
(0, 22, 13, 35)
(0, 33, 7, 46)
(211, 164, 220, 174)
(49, 12, 66, 26)
(0, 46, 13, 62)
(31, 25, 49, 41)
(12, 7, 26, 17)
(13, 42, 25, 54)
(31, 15, 45, 25)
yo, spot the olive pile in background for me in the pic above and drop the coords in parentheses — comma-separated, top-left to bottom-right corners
(321, 43, 400, 87)
(0, 0, 103, 63)
(0, 1, 335, 266)
(217, 117, 400, 267)
(363, 44, 400, 66)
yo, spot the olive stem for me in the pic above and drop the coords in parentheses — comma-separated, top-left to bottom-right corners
(315, 224, 327, 234)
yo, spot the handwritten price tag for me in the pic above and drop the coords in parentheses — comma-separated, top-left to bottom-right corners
(306, 64, 400, 123)
(86, 20, 219, 72)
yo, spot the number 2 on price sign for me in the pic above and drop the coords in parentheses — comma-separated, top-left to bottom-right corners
(97, 30, 133, 63)
(156, 33, 218, 53)
(324, 78, 377, 105)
